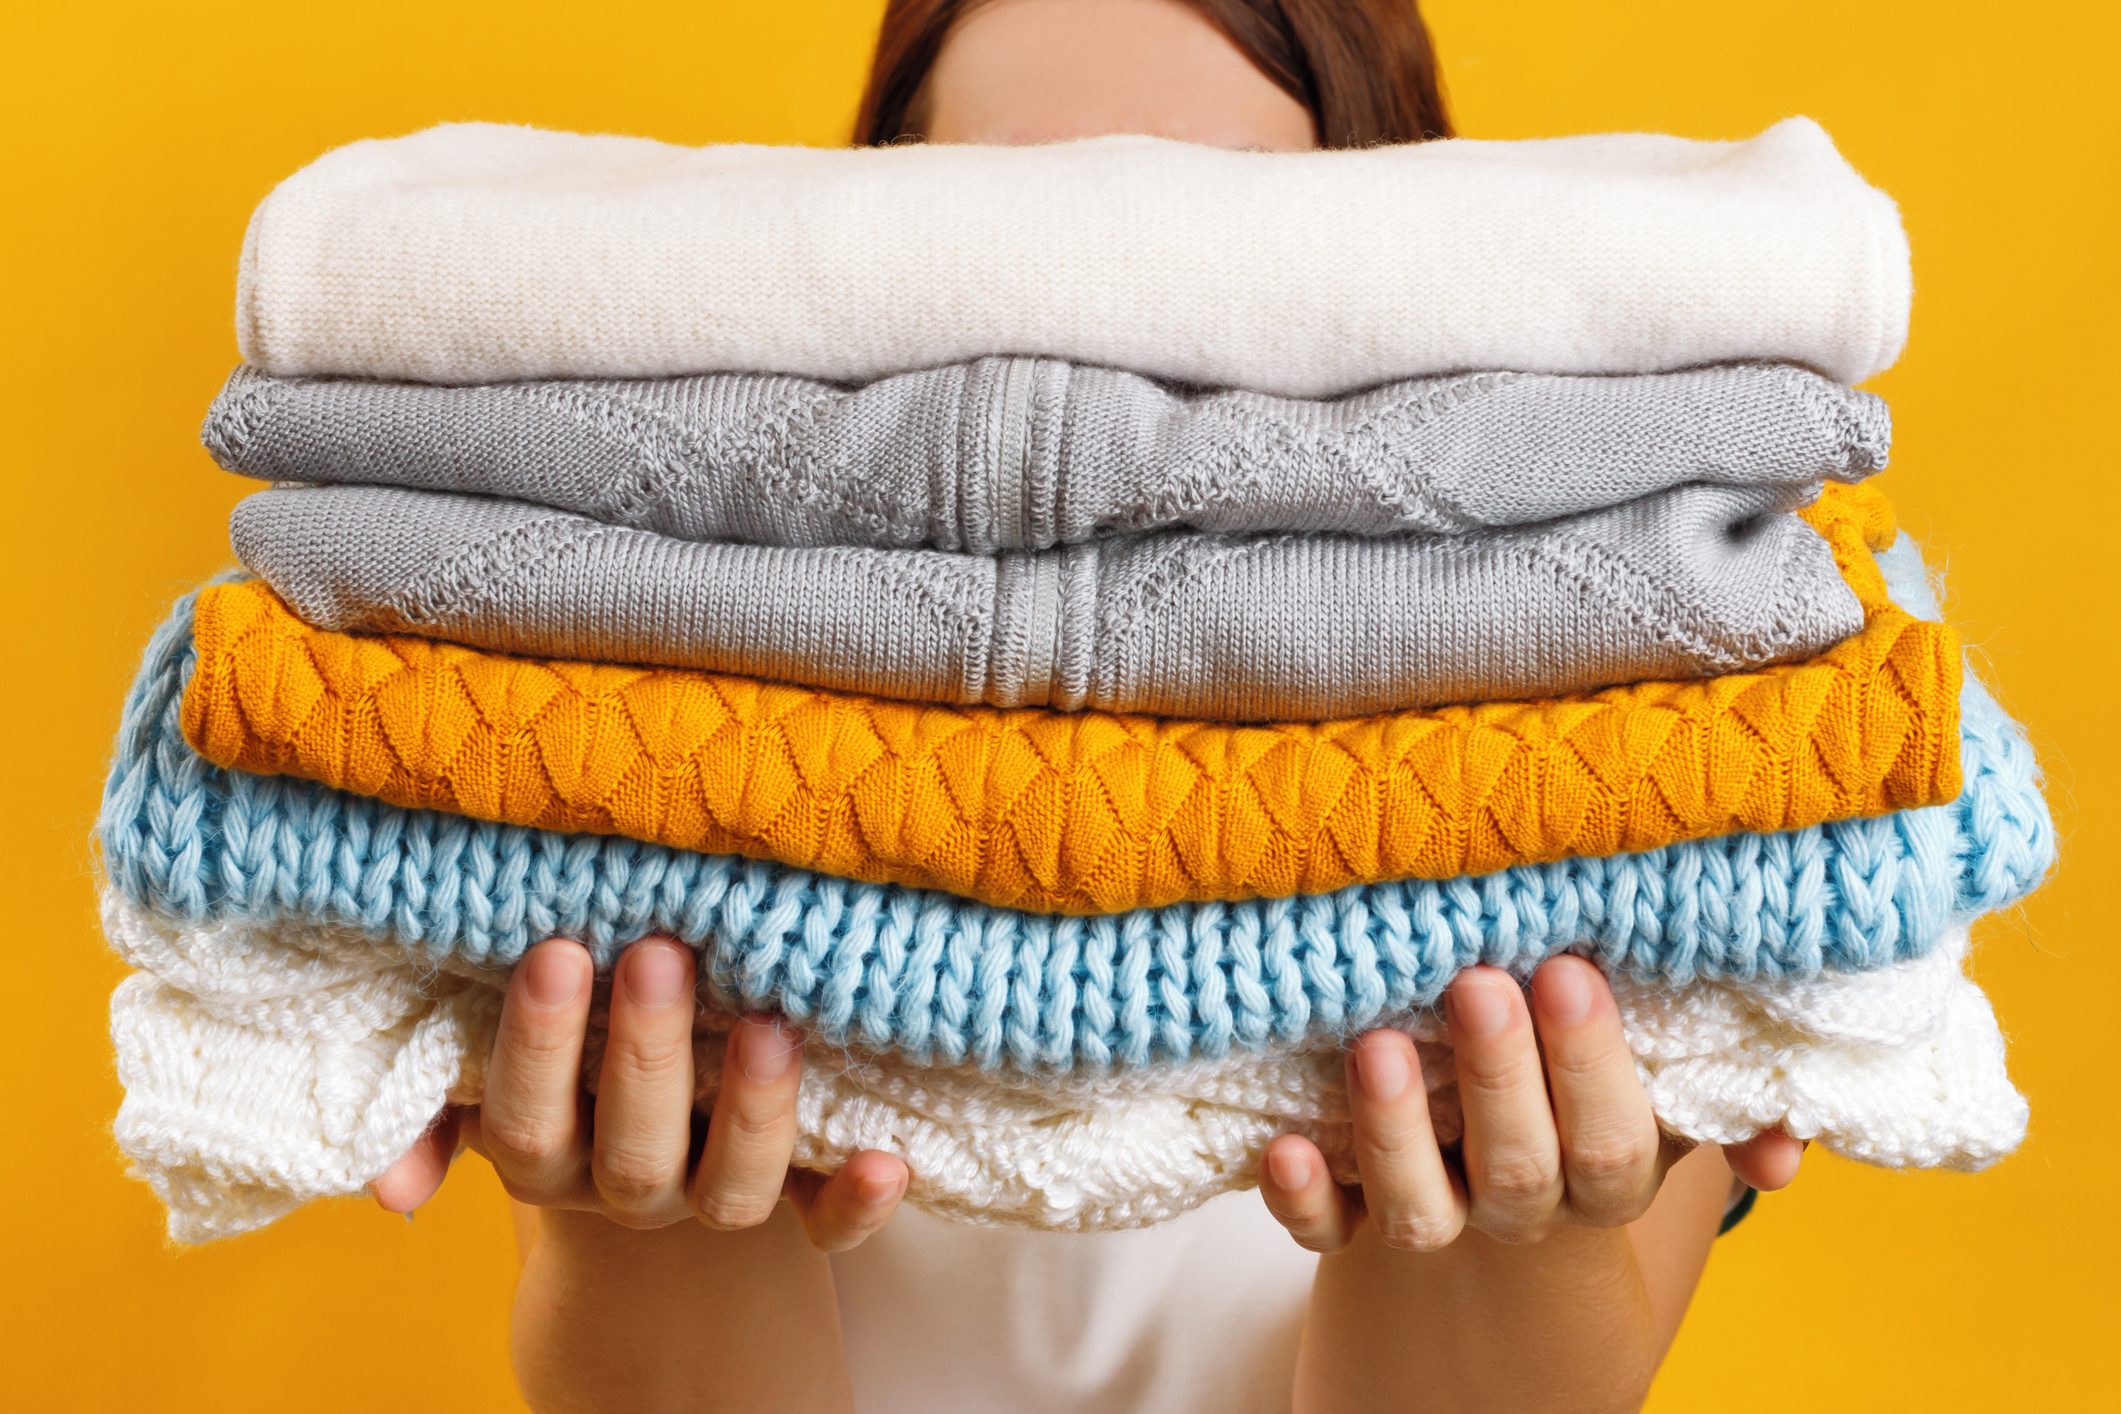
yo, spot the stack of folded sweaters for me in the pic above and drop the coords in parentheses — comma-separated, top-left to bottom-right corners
(98, 118, 2055, 1240)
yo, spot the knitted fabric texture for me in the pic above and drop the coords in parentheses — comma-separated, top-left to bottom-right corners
(103, 537, 2053, 1070)
(105, 894, 2025, 1241)
(229, 480, 1863, 719)
(179, 485, 1962, 914)
(234, 118, 1908, 391)
(204, 362, 1889, 554)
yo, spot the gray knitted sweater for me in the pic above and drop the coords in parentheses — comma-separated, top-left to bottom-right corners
(232, 480, 1861, 720)
(205, 361, 1887, 552)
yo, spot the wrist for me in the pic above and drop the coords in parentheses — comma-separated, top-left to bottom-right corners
(510, 1204, 852, 1414)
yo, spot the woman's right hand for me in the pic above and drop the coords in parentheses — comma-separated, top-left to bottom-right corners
(371, 936, 911, 1252)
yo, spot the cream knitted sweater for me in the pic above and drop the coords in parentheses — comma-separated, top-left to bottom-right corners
(235, 119, 1909, 392)
(105, 891, 2024, 1242)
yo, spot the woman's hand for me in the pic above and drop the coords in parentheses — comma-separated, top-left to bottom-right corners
(1259, 955, 1802, 1254)
(371, 935, 910, 1253)
(1266, 957, 1805, 1411)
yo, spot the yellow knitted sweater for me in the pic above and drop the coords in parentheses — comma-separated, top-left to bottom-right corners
(182, 485, 1959, 915)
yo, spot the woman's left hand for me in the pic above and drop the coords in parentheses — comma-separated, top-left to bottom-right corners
(1258, 955, 1804, 1253)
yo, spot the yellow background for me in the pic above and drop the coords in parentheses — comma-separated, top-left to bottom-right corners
(2, 2, 2113, 1408)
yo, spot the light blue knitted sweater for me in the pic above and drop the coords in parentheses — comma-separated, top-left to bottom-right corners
(98, 539, 2052, 1071)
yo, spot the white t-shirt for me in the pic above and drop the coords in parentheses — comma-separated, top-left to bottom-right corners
(831, 1191, 1317, 1413)
(832, 1178, 1755, 1410)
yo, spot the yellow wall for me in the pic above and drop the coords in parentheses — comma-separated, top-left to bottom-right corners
(2, 2, 2113, 1408)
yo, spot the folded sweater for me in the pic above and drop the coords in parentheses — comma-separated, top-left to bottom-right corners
(230, 479, 1862, 719)
(235, 119, 1909, 392)
(106, 895, 2024, 1241)
(179, 485, 1962, 914)
(100, 536, 2052, 1070)
(204, 362, 1889, 553)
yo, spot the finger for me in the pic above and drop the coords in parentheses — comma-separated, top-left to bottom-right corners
(1344, 1031, 1466, 1253)
(1528, 957, 1665, 1228)
(1725, 1130, 1806, 1191)
(1448, 967, 1565, 1243)
(373, 1108, 460, 1214)
(792, 1150, 910, 1253)
(590, 939, 701, 1227)
(480, 939, 595, 1205)
(1258, 1134, 1364, 1254)
(691, 1016, 804, 1230)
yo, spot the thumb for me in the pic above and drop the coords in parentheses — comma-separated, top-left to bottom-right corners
(372, 1107, 464, 1214)
(1724, 1129, 1807, 1192)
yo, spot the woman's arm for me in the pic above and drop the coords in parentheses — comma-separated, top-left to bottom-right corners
(1262, 959, 1804, 1414)
(1291, 1147, 1730, 1414)
(511, 1205, 853, 1414)
(374, 938, 910, 1414)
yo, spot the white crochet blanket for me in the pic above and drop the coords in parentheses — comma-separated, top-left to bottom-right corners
(105, 893, 2023, 1242)
(236, 119, 1908, 393)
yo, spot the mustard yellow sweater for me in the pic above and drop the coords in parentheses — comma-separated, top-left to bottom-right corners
(181, 485, 1957, 915)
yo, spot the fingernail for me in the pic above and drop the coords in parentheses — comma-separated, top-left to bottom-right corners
(1448, 976, 1513, 1039)
(522, 944, 584, 1008)
(856, 1170, 902, 1206)
(622, 942, 691, 1008)
(1536, 961, 1595, 1026)
(1352, 1037, 1412, 1102)
(1266, 1144, 1311, 1192)
(737, 1018, 800, 1082)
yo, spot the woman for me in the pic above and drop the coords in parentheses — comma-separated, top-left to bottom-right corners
(374, 2, 1804, 1409)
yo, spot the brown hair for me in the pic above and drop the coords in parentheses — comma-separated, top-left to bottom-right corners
(854, 0, 1452, 148)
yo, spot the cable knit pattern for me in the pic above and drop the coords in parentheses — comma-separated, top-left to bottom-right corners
(100, 535, 2054, 1071)
(203, 362, 1888, 553)
(233, 119, 1909, 391)
(178, 485, 1960, 914)
(104, 893, 2026, 1242)
(228, 480, 1864, 718)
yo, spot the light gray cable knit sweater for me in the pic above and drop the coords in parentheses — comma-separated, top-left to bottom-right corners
(204, 361, 1887, 552)
(231, 479, 1862, 720)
